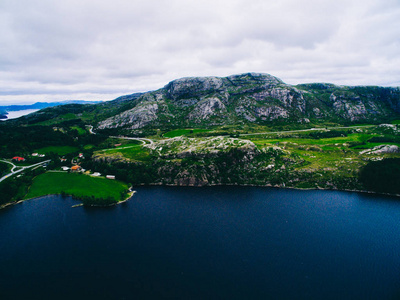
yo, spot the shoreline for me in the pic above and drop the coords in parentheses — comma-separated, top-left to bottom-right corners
(144, 182, 400, 198)
(79, 190, 136, 208)
(0, 190, 137, 210)
(1, 184, 399, 211)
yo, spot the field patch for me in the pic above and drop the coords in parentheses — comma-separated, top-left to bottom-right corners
(164, 129, 211, 138)
(99, 144, 151, 162)
(24, 172, 129, 204)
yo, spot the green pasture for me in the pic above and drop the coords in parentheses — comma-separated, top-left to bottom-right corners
(108, 138, 143, 146)
(164, 129, 211, 138)
(71, 126, 86, 135)
(83, 144, 95, 150)
(24, 172, 128, 202)
(100, 144, 151, 162)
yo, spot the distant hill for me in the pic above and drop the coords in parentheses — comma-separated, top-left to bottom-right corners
(0, 100, 101, 112)
(0, 100, 102, 120)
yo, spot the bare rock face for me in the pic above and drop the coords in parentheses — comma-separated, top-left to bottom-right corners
(268, 87, 306, 112)
(254, 106, 289, 120)
(360, 145, 400, 155)
(331, 94, 368, 121)
(98, 102, 159, 129)
(188, 97, 227, 121)
(235, 106, 256, 122)
(166, 77, 226, 102)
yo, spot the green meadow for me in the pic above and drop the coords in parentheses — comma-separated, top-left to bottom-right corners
(24, 172, 129, 204)
(164, 128, 211, 138)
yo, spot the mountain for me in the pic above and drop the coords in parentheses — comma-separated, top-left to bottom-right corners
(8, 73, 400, 130)
(96, 73, 400, 131)
(0, 100, 102, 112)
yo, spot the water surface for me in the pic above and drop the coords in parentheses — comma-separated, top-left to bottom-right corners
(0, 109, 40, 121)
(1, 187, 400, 299)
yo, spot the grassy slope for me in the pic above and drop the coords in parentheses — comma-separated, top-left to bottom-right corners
(34, 145, 79, 155)
(24, 172, 129, 203)
(164, 129, 211, 138)
(96, 144, 152, 162)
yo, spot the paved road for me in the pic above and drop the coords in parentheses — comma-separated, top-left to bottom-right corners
(239, 124, 376, 137)
(0, 159, 50, 183)
(110, 136, 154, 145)
(87, 125, 96, 135)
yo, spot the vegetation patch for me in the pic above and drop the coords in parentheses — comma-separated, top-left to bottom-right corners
(164, 128, 211, 138)
(359, 158, 400, 194)
(0, 161, 12, 177)
(70, 126, 86, 135)
(24, 172, 129, 205)
(98, 144, 151, 162)
(35, 145, 79, 155)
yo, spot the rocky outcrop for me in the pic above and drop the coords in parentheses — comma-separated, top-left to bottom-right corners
(254, 106, 289, 120)
(360, 145, 400, 155)
(188, 97, 227, 121)
(98, 102, 159, 129)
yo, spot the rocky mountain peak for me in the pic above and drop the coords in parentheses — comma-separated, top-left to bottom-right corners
(165, 76, 225, 101)
(226, 72, 283, 86)
(96, 72, 400, 131)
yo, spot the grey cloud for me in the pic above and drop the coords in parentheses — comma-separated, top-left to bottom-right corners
(0, 0, 399, 104)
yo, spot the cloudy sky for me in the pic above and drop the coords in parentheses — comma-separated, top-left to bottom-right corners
(1, 0, 399, 104)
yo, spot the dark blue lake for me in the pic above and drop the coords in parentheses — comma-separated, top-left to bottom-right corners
(1, 186, 400, 299)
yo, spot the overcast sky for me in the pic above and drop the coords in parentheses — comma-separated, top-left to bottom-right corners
(1, 0, 399, 105)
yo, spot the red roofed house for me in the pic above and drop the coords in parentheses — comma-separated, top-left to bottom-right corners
(12, 156, 25, 162)
(71, 165, 81, 171)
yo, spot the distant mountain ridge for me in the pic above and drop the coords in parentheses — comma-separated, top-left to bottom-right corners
(0, 100, 101, 112)
(0, 100, 101, 120)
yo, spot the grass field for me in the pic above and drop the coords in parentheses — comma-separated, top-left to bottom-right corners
(98, 144, 151, 162)
(35, 145, 79, 155)
(164, 129, 211, 138)
(24, 172, 129, 203)
(71, 126, 86, 135)
(83, 144, 94, 150)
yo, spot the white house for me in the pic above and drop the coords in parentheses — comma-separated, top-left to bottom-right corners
(106, 175, 116, 180)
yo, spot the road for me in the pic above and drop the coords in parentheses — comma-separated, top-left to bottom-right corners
(109, 136, 154, 145)
(87, 125, 96, 134)
(0, 159, 51, 183)
(239, 124, 376, 137)
(102, 124, 377, 150)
